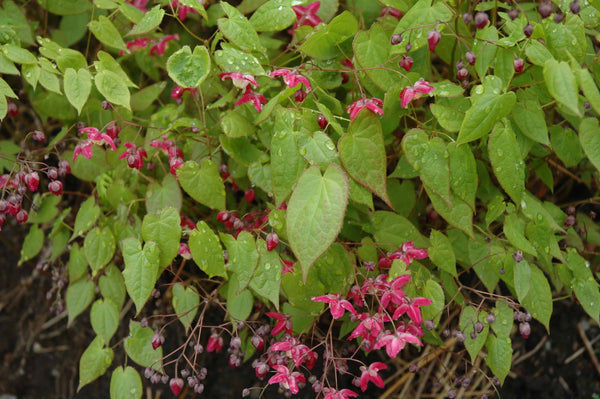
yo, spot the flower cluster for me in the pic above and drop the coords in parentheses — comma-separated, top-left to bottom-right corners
(150, 135, 185, 175)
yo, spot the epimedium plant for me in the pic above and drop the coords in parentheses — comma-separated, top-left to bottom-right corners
(1, 0, 600, 397)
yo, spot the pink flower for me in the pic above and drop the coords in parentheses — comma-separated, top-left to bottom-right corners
(169, 157, 184, 175)
(268, 365, 305, 394)
(178, 243, 191, 259)
(280, 259, 294, 275)
(388, 241, 429, 266)
(126, 0, 148, 12)
(322, 388, 359, 399)
(348, 313, 385, 343)
(311, 294, 357, 319)
(380, 274, 411, 310)
(380, 7, 403, 19)
(290, 1, 322, 34)
(270, 69, 312, 92)
(119, 142, 148, 170)
(170, 0, 197, 20)
(121, 37, 152, 55)
(219, 72, 259, 91)
(346, 97, 384, 120)
(400, 80, 434, 108)
(266, 312, 293, 336)
(235, 86, 267, 112)
(392, 297, 432, 324)
(150, 34, 179, 56)
(359, 362, 388, 391)
(373, 330, 422, 357)
(74, 127, 117, 161)
(207, 331, 223, 353)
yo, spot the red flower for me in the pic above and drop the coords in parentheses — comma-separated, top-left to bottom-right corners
(178, 242, 191, 259)
(150, 34, 179, 56)
(373, 330, 422, 357)
(121, 37, 152, 55)
(290, 1, 322, 34)
(380, 274, 411, 310)
(389, 241, 429, 266)
(400, 80, 434, 108)
(380, 7, 403, 19)
(267, 365, 305, 394)
(359, 362, 388, 391)
(207, 331, 224, 353)
(346, 97, 384, 120)
(126, 0, 148, 12)
(170, 0, 197, 20)
(235, 86, 267, 112)
(119, 142, 148, 170)
(281, 259, 295, 275)
(74, 127, 117, 161)
(219, 72, 259, 91)
(266, 312, 293, 335)
(312, 294, 357, 319)
(392, 297, 432, 324)
(348, 313, 385, 342)
(270, 69, 312, 92)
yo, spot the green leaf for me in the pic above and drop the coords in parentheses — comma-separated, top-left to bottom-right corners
(69, 243, 88, 283)
(511, 100, 549, 145)
(99, 264, 126, 309)
(250, 239, 282, 308)
(2, 44, 37, 64)
(544, 15, 586, 64)
(172, 283, 199, 332)
(459, 306, 489, 362)
(403, 130, 449, 202)
(353, 23, 396, 92)
(189, 221, 226, 278)
(490, 302, 514, 337)
(71, 196, 100, 239)
(579, 117, 600, 174)
(468, 238, 502, 292)
(430, 103, 464, 132)
(429, 230, 457, 277)
(514, 259, 531, 302)
(78, 336, 113, 391)
(146, 174, 182, 213)
(221, 109, 256, 138)
(248, 162, 272, 194)
(90, 298, 119, 342)
(64, 68, 91, 114)
(127, 5, 164, 36)
(19, 224, 44, 265)
(448, 142, 477, 210)
(56, 48, 88, 72)
(214, 43, 265, 75)
(32, 90, 76, 121)
(550, 126, 585, 168)
(124, 321, 162, 371)
(218, 2, 261, 51)
(66, 277, 95, 325)
(250, 0, 295, 31)
(220, 231, 259, 290)
(177, 159, 226, 210)
(372, 211, 428, 250)
(22, 63, 40, 89)
(298, 131, 338, 169)
(520, 264, 552, 330)
(503, 213, 537, 256)
(0, 77, 18, 98)
(473, 26, 498, 78)
(339, 110, 391, 207)
(84, 227, 115, 276)
(543, 59, 580, 116)
(574, 67, 600, 115)
(131, 81, 166, 111)
(485, 335, 512, 385)
(226, 276, 254, 321)
(122, 239, 160, 314)
(89, 16, 126, 51)
(271, 111, 307, 205)
(524, 39, 554, 66)
(494, 48, 515, 89)
(287, 164, 349, 281)
(167, 45, 211, 88)
(300, 11, 358, 60)
(142, 207, 181, 269)
(110, 367, 143, 399)
(40, 0, 91, 15)
(95, 70, 131, 110)
(565, 249, 600, 323)
(488, 123, 525, 204)
(421, 279, 444, 324)
(457, 91, 516, 144)
(95, 51, 136, 88)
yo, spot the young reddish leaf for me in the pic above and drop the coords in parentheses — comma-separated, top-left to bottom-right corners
(339, 110, 392, 208)
(287, 164, 348, 281)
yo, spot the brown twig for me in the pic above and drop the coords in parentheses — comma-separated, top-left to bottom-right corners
(577, 321, 600, 376)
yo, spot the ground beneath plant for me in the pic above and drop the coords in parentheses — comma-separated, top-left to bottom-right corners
(1, 226, 599, 399)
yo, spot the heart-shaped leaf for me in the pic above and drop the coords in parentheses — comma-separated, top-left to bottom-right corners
(122, 238, 160, 314)
(167, 45, 210, 88)
(141, 207, 181, 269)
(177, 159, 225, 210)
(64, 68, 91, 114)
(110, 366, 143, 399)
(172, 284, 199, 332)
